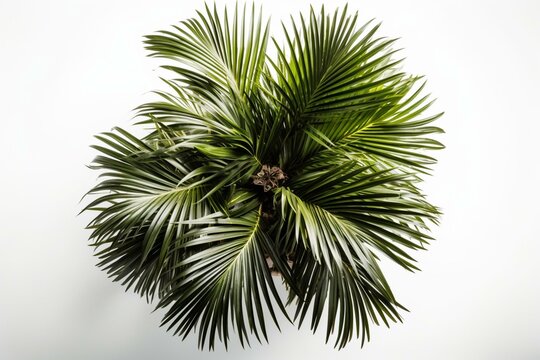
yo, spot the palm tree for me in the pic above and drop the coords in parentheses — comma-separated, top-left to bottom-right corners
(83, 3, 443, 350)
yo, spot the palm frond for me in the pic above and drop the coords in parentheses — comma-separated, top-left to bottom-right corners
(269, 6, 409, 166)
(84, 128, 216, 299)
(157, 194, 289, 349)
(290, 247, 405, 349)
(313, 80, 445, 173)
(144, 2, 269, 97)
(283, 162, 438, 272)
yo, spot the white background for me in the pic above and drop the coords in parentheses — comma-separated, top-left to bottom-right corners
(1, 0, 539, 359)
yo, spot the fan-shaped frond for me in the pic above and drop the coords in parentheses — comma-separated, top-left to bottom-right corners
(144, 2, 269, 97)
(283, 162, 438, 272)
(157, 193, 289, 349)
(84, 128, 216, 299)
(289, 247, 405, 349)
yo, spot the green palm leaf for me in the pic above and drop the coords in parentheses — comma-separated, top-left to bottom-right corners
(83, 3, 443, 350)
(158, 194, 289, 349)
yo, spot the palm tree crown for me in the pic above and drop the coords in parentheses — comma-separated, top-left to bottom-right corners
(83, 3, 443, 350)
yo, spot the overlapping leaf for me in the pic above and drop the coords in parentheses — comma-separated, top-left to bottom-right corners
(83, 3, 443, 350)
